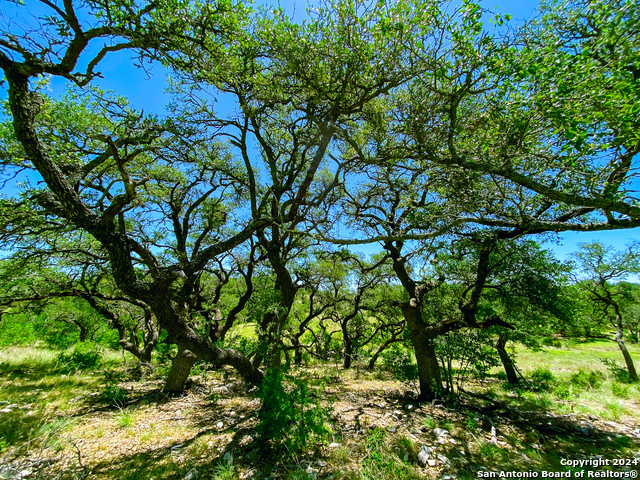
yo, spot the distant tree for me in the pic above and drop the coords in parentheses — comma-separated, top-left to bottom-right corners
(571, 242, 640, 382)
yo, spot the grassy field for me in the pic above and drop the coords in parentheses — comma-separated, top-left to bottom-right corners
(0, 339, 639, 480)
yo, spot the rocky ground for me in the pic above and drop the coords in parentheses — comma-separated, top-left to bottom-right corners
(1, 365, 639, 480)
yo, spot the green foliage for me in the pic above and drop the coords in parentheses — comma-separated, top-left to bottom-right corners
(360, 428, 421, 480)
(381, 345, 418, 381)
(611, 382, 630, 399)
(569, 370, 603, 390)
(422, 416, 436, 430)
(57, 343, 101, 371)
(553, 382, 571, 400)
(257, 368, 331, 454)
(0, 313, 38, 347)
(116, 408, 134, 428)
(101, 385, 129, 408)
(220, 332, 259, 358)
(467, 411, 478, 432)
(601, 358, 632, 383)
(530, 368, 556, 392)
(212, 454, 236, 480)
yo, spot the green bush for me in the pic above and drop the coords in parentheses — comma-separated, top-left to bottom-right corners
(570, 370, 603, 390)
(101, 385, 129, 407)
(611, 382, 630, 399)
(58, 343, 101, 371)
(553, 382, 571, 400)
(530, 368, 555, 392)
(602, 358, 632, 383)
(257, 368, 331, 454)
(381, 346, 418, 382)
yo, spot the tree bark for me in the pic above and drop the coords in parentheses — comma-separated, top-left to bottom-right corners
(412, 333, 442, 401)
(401, 304, 442, 401)
(342, 322, 353, 369)
(496, 334, 519, 385)
(614, 314, 639, 382)
(164, 346, 198, 396)
(367, 336, 403, 370)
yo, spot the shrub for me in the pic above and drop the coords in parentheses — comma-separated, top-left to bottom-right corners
(101, 385, 129, 407)
(554, 382, 571, 400)
(611, 382, 630, 399)
(381, 346, 418, 382)
(601, 358, 632, 383)
(257, 368, 331, 454)
(58, 343, 101, 371)
(570, 370, 603, 390)
(530, 368, 555, 392)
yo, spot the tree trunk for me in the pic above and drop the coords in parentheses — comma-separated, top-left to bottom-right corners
(164, 346, 197, 396)
(614, 315, 639, 382)
(413, 336, 442, 401)
(367, 337, 402, 370)
(342, 323, 353, 369)
(496, 334, 519, 385)
(294, 344, 303, 365)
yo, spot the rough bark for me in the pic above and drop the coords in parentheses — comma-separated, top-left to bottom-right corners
(614, 312, 639, 382)
(164, 346, 198, 396)
(342, 322, 353, 369)
(496, 334, 519, 385)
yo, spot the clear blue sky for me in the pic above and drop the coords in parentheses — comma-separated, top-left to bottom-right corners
(2, 0, 638, 265)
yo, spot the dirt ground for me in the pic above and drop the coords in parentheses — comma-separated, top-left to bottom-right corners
(1, 364, 639, 480)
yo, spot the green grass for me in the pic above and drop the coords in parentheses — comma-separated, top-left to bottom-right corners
(0, 344, 131, 453)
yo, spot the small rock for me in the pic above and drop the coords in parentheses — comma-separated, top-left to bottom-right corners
(17, 468, 32, 479)
(183, 468, 198, 480)
(216, 421, 224, 430)
(441, 476, 456, 480)
(437, 436, 449, 444)
(393, 410, 403, 417)
(428, 459, 437, 467)
(578, 421, 594, 435)
(388, 426, 396, 433)
(317, 460, 327, 467)
(448, 438, 457, 444)
(418, 445, 433, 465)
(437, 454, 451, 465)
(306, 466, 319, 478)
(0, 408, 12, 414)
(329, 443, 341, 448)
(229, 411, 237, 417)
(433, 428, 449, 437)
(406, 404, 413, 410)
(175, 410, 183, 418)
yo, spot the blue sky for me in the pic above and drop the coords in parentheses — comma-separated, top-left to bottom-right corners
(1, 0, 638, 266)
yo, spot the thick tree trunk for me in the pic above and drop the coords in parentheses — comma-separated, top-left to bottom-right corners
(496, 334, 519, 385)
(413, 335, 442, 401)
(397, 301, 442, 401)
(163, 346, 197, 396)
(614, 316, 639, 382)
